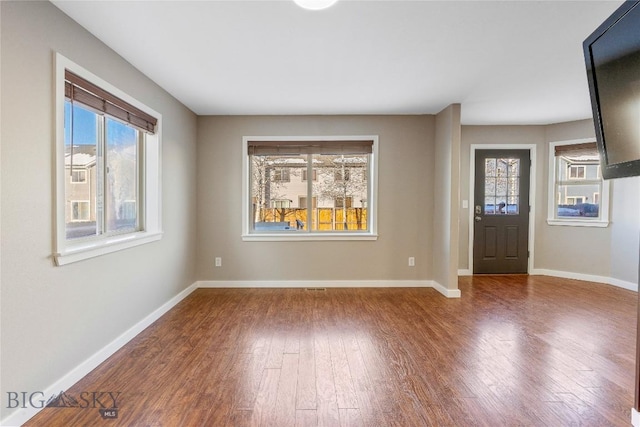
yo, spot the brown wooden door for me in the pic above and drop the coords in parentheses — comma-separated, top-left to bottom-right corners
(473, 149, 530, 274)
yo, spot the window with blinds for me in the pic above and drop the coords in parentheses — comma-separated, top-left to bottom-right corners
(548, 140, 609, 227)
(55, 53, 163, 265)
(63, 70, 155, 240)
(243, 137, 378, 238)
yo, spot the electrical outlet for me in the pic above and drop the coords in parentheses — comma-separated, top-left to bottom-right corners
(408, 257, 415, 267)
(215, 257, 222, 267)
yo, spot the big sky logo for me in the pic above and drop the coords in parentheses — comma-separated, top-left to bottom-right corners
(6, 391, 121, 419)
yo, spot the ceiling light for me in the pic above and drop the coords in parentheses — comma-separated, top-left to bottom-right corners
(293, 0, 338, 11)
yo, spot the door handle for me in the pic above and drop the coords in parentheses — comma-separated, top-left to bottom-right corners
(475, 216, 482, 222)
(475, 205, 482, 215)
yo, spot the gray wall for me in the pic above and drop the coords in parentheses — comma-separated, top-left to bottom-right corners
(0, 1, 197, 420)
(459, 125, 546, 272)
(460, 120, 639, 286)
(609, 176, 640, 285)
(432, 104, 461, 290)
(537, 121, 612, 276)
(196, 115, 435, 282)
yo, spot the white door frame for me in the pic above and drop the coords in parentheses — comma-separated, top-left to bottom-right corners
(468, 144, 537, 275)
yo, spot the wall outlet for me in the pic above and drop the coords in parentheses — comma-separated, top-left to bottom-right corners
(408, 257, 415, 267)
(215, 257, 222, 267)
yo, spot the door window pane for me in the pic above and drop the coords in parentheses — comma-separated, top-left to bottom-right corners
(484, 158, 520, 215)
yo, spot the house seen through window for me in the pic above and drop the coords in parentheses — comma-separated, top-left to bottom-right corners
(548, 141, 609, 226)
(64, 100, 141, 239)
(246, 138, 376, 235)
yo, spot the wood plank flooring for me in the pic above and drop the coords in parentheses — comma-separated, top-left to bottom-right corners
(25, 275, 637, 426)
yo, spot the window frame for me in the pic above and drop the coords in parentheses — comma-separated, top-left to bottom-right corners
(301, 169, 317, 182)
(272, 199, 291, 209)
(273, 168, 291, 183)
(334, 168, 351, 182)
(70, 200, 91, 222)
(54, 53, 163, 265)
(70, 169, 87, 184)
(565, 196, 584, 205)
(547, 139, 610, 228)
(242, 135, 378, 241)
(568, 165, 586, 180)
(334, 196, 353, 208)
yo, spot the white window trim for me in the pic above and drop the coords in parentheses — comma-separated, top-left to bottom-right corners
(54, 53, 163, 266)
(547, 139, 609, 228)
(242, 135, 378, 241)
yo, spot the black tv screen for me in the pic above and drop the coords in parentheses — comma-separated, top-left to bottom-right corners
(584, 0, 640, 179)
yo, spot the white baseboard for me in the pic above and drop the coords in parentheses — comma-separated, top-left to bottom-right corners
(197, 280, 462, 298)
(431, 280, 462, 298)
(531, 268, 638, 292)
(632, 407, 640, 427)
(198, 279, 431, 288)
(457, 269, 472, 276)
(0, 282, 198, 427)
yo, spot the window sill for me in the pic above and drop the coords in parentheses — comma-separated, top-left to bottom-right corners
(54, 231, 163, 266)
(546, 219, 609, 228)
(242, 232, 378, 242)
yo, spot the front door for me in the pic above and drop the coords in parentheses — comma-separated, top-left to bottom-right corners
(473, 149, 530, 274)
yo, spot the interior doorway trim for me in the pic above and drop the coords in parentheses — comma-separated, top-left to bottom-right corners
(468, 144, 537, 275)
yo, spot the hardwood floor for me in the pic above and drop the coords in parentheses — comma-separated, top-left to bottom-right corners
(25, 275, 637, 426)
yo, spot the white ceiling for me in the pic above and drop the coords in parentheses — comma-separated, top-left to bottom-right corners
(51, 0, 624, 125)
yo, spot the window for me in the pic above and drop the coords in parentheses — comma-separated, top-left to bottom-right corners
(547, 140, 609, 227)
(334, 197, 352, 208)
(299, 196, 317, 209)
(243, 136, 378, 240)
(568, 165, 586, 180)
(302, 169, 317, 181)
(70, 201, 90, 222)
(70, 169, 87, 183)
(55, 54, 162, 265)
(63, 102, 141, 239)
(565, 196, 584, 205)
(272, 199, 291, 209)
(334, 169, 350, 182)
(483, 158, 521, 215)
(273, 168, 290, 182)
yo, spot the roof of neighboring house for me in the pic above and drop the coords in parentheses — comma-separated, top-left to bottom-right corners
(65, 152, 96, 167)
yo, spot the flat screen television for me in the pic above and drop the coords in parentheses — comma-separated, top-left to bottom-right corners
(584, 0, 640, 179)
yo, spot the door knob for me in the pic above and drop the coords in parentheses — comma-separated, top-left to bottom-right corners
(475, 216, 482, 222)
